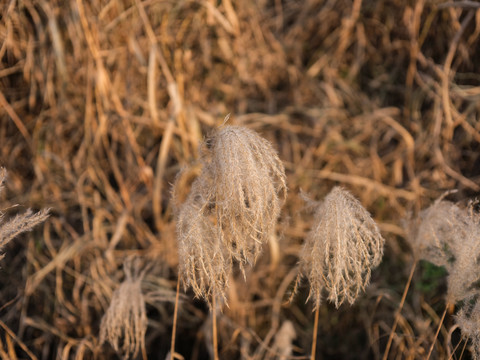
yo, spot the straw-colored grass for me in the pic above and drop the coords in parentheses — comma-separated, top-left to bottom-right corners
(1, 0, 479, 358)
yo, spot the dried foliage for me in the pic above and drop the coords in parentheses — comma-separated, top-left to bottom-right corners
(176, 193, 232, 304)
(406, 199, 462, 267)
(175, 125, 286, 304)
(456, 297, 480, 360)
(407, 200, 480, 303)
(201, 125, 287, 266)
(0, 169, 49, 259)
(1, 0, 480, 358)
(408, 199, 480, 359)
(100, 259, 148, 359)
(300, 187, 384, 308)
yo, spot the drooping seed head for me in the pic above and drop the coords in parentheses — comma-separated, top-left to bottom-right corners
(300, 187, 384, 308)
(100, 259, 147, 359)
(406, 199, 480, 303)
(174, 125, 286, 307)
(0, 168, 50, 259)
(202, 126, 287, 267)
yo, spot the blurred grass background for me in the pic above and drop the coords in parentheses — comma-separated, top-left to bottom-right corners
(1, 0, 479, 359)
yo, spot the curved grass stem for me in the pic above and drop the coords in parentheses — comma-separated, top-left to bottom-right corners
(426, 303, 449, 360)
(383, 260, 417, 360)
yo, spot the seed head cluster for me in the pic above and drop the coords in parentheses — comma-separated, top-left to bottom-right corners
(407, 198, 480, 359)
(299, 187, 385, 308)
(100, 259, 147, 359)
(174, 125, 287, 305)
(406, 199, 480, 303)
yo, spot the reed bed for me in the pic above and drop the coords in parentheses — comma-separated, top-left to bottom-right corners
(0, 0, 479, 359)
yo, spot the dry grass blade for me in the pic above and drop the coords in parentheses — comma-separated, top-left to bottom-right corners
(300, 186, 385, 308)
(2, 0, 480, 357)
(99, 259, 148, 359)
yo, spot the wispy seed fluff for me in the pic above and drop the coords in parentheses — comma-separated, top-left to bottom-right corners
(204, 126, 287, 265)
(0, 168, 50, 259)
(176, 190, 232, 304)
(456, 295, 480, 360)
(406, 199, 480, 304)
(300, 187, 384, 308)
(174, 125, 286, 305)
(100, 259, 147, 359)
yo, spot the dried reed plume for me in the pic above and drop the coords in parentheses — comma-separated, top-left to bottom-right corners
(0, 168, 50, 259)
(100, 259, 148, 359)
(176, 191, 232, 303)
(300, 187, 385, 309)
(174, 125, 286, 304)
(202, 125, 287, 267)
(407, 198, 480, 359)
(456, 297, 480, 360)
(406, 199, 480, 304)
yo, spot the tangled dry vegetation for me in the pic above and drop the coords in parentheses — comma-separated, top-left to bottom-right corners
(1, 0, 480, 359)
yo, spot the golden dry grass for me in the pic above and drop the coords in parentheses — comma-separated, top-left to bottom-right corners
(1, 0, 480, 359)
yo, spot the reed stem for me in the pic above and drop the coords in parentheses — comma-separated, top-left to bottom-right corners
(311, 306, 320, 360)
(213, 294, 219, 360)
(170, 277, 181, 359)
(383, 261, 417, 360)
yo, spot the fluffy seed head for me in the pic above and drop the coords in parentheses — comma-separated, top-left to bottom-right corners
(100, 259, 147, 359)
(174, 125, 286, 306)
(406, 199, 462, 267)
(406, 199, 480, 303)
(300, 187, 384, 308)
(203, 125, 287, 266)
(0, 168, 50, 259)
(176, 190, 231, 305)
(456, 296, 480, 360)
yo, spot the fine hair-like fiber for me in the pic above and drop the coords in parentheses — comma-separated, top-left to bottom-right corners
(300, 187, 384, 308)
(99, 259, 148, 359)
(174, 125, 287, 306)
(0, 168, 50, 259)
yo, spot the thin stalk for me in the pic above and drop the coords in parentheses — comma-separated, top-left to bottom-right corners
(383, 260, 417, 360)
(311, 305, 320, 360)
(170, 277, 181, 359)
(426, 303, 448, 360)
(213, 294, 219, 360)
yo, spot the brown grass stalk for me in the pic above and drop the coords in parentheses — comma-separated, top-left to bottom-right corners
(170, 277, 181, 359)
(382, 260, 417, 360)
(426, 303, 449, 360)
(311, 306, 320, 360)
